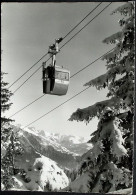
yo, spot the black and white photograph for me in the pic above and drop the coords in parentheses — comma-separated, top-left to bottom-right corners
(1, 1, 135, 194)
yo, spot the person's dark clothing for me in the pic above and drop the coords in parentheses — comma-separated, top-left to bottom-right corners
(47, 66, 55, 91)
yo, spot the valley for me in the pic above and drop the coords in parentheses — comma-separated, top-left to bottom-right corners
(9, 125, 92, 191)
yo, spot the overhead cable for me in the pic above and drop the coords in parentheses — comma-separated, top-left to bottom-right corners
(23, 86, 91, 128)
(9, 47, 114, 118)
(8, 52, 48, 89)
(9, 95, 45, 118)
(8, 2, 102, 89)
(10, 47, 114, 118)
(63, 2, 102, 39)
(60, 2, 112, 50)
(12, 2, 112, 94)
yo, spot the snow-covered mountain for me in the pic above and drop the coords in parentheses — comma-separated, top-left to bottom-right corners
(9, 125, 93, 191)
(13, 154, 69, 191)
(13, 125, 91, 169)
(37, 129, 92, 156)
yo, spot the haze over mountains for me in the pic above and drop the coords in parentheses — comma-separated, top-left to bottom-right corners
(13, 125, 92, 169)
(9, 125, 92, 191)
(4, 125, 131, 193)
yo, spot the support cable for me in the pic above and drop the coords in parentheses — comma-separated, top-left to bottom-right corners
(9, 94, 45, 118)
(63, 2, 102, 39)
(23, 86, 91, 128)
(10, 47, 114, 119)
(60, 2, 112, 50)
(8, 2, 102, 89)
(8, 52, 48, 89)
(12, 2, 112, 94)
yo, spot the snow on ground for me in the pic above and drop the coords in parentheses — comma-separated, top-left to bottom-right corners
(14, 125, 91, 159)
(13, 155, 69, 191)
(20, 126, 77, 156)
(62, 172, 90, 193)
(107, 188, 132, 194)
(62, 172, 132, 194)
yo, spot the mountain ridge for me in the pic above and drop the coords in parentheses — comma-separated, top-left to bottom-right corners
(13, 125, 92, 169)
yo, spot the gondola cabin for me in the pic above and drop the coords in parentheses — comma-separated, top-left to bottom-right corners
(43, 65, 70, 95)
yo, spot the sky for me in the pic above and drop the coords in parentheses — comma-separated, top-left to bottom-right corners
(1, 1, 125, 139)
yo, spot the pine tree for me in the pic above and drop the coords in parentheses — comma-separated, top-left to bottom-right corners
(69, 2, 134, 193)
(1, 72, 24, 190)
(44, 181, 52, 192)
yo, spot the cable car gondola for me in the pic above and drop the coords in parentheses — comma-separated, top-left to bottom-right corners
(42, 38, 70, 96)
(43, 65, 70, 95)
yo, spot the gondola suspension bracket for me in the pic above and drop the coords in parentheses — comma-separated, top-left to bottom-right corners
(42, 38, 70, 96)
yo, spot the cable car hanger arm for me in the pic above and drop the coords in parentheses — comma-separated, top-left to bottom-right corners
(48, 37, 63, 67)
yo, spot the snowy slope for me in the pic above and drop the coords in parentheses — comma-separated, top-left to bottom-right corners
(13, 125, 91, 168)
(13, 155, 69, 191)
(21, 126, 90, 155)
(35, 128, 91, 156)
(58, 134, 92, 155)
(63, 172, 132, 193)
(63, 172, 90, 193)
(107, 188, 132, 194)
(19, 127, 78, 168)
(7, 125, 93, 192)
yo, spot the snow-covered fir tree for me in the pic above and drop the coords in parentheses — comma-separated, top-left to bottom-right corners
(1, 72, 24, 190)
(69, 2, 134, 193)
